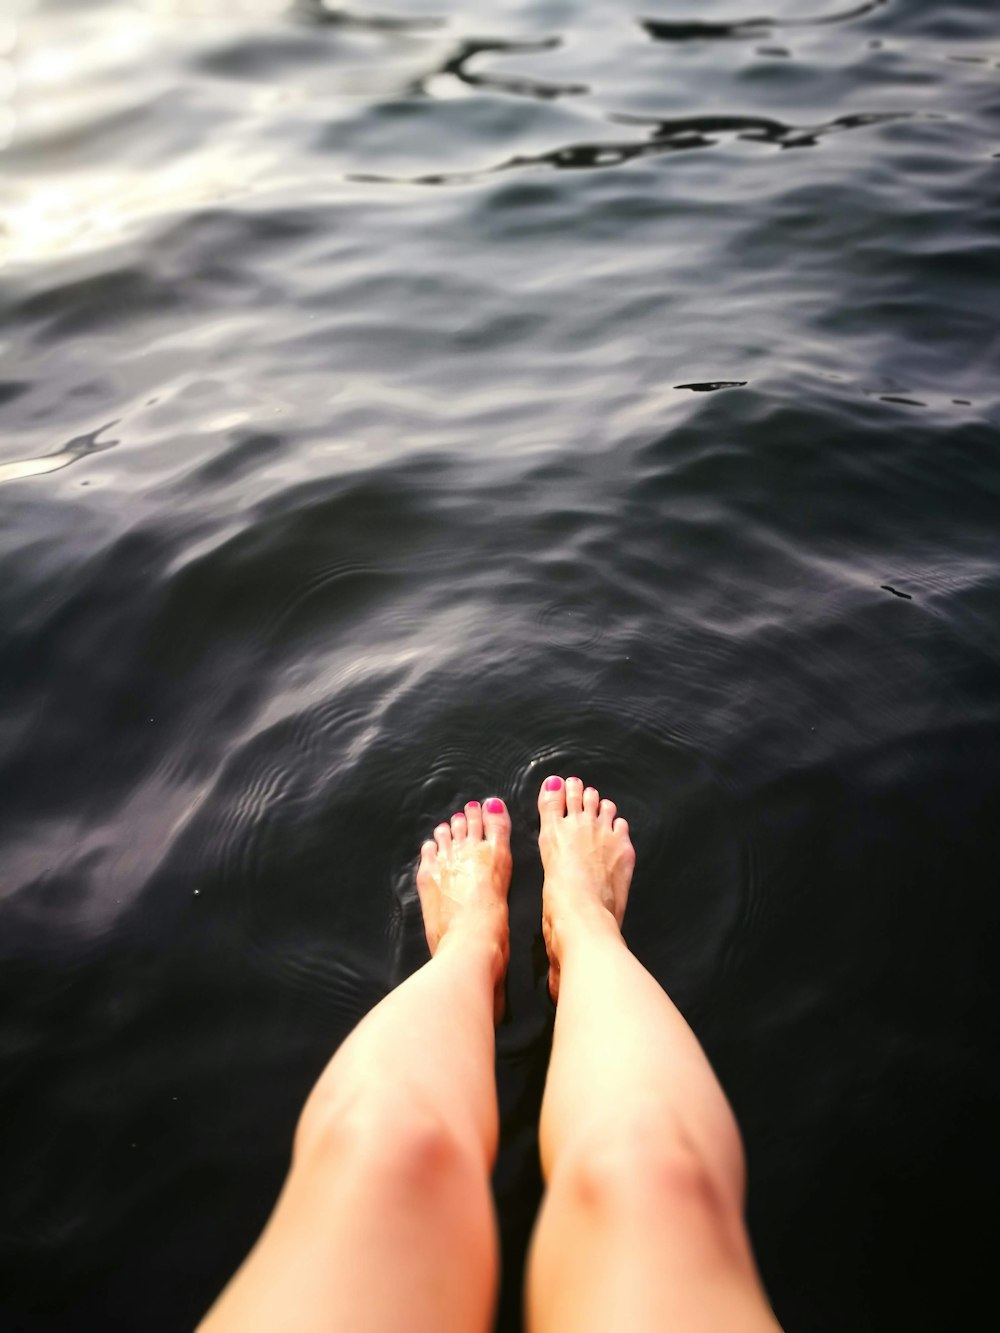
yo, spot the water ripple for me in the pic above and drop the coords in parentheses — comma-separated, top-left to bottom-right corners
(412, 37, 588, 102)
(641, 0, 890, 43)
(351, 106, 912, 184)
(291, 0, 445, 32)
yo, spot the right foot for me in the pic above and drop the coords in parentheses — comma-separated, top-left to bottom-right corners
(538, 776, 636, 1002)
(416, 797, 512, 1021)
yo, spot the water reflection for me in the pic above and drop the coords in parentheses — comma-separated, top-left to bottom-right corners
(0, 422, 118, 484)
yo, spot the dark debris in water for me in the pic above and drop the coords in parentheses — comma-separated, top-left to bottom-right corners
(675, 381, 748, 392)
(881, 585, 914, 600)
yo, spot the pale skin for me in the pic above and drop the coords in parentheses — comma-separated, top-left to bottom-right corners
(199, 777, 783, 1333)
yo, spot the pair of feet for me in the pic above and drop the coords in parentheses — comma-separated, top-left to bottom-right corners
(416, 775, 636, 1008)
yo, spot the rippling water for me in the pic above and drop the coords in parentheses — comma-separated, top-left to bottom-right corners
(2, 0, 999, 1327)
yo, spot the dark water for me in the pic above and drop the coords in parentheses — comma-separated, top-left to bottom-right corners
(2, 0, 1000, 1327)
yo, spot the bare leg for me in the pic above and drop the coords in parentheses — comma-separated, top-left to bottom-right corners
(526, 776, 783, 1333)
(199, 798, 512, 1333)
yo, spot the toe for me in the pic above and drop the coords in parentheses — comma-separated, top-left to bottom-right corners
(566, 776, 584, 814)
(538, 775, 566, 827)
(583, 785, 600, 817)
(612, 816, 629, 838)
(483, 796, 511, 847)
(451, 811, 468, 841)
(434, 822, 452, 854)
(599, 797, 617, 828)
(465, 800, 483, 841)
(419, 838, 437, 865)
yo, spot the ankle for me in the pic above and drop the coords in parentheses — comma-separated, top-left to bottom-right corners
(437, 906, 509, 977)
(544, 892, 621, 967)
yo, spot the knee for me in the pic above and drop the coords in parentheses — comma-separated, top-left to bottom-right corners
(554, 1113, 747, 1244)
(294, 1084, 481, 1198)
(292, 1089, 497, 1288)
(372, 1104, 478, 1194)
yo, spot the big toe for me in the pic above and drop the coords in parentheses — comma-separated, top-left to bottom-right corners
(483, 796, 511, 847)
(538, 775, 566, 827)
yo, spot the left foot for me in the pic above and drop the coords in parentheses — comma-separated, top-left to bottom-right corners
(416, 798, 512, 1020)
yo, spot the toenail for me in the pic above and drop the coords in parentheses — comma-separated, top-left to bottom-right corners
(453, 812, 463, 820)
(467, 800, 480, 808)
(545, 776, 562, 791)
(484, 798, 504, 814)
(568, 776, 581, 784)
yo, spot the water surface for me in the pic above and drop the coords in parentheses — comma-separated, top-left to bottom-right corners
(2, 1, 1000, 1328)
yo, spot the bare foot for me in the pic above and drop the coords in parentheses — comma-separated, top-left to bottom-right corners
(538, 775, 636, 1002)
(416, 797, 512, 1021)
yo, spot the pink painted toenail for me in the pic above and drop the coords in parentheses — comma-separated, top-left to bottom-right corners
(484, 798, 504, 814)
(467, 800, 480, 807)
(545, 776, 562, 791)
(568, 776, 581, 784)
(452, 812, 464, 820)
